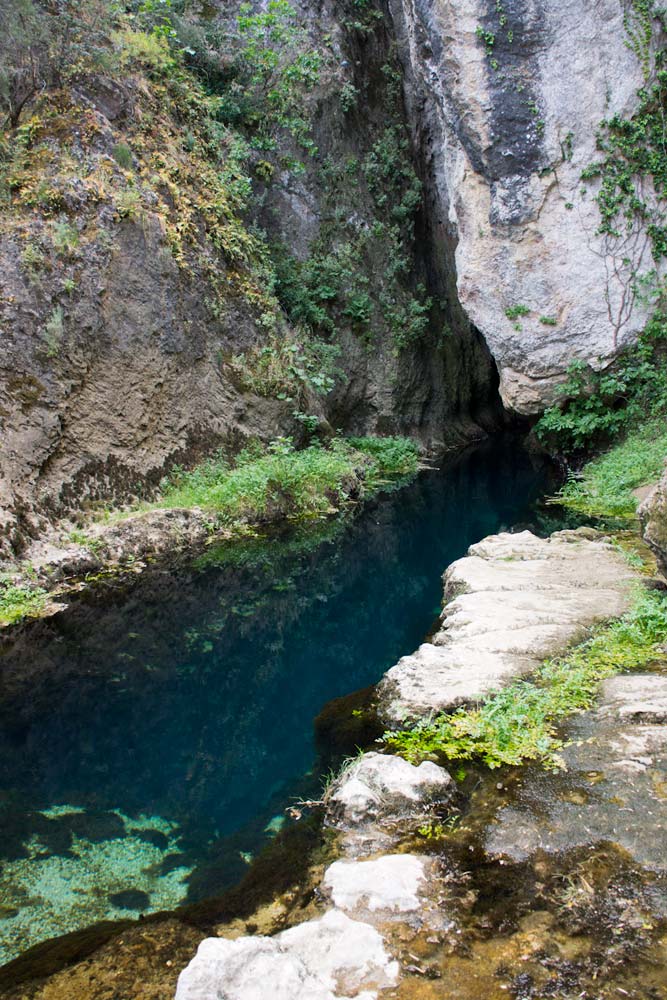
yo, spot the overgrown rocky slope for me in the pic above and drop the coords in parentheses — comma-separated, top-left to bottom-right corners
(1, 0, 663, 555)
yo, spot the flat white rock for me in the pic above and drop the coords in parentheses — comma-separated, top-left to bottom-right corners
(321, 854, 432, 920)
(378, 530, 636, 724)
(175, 909, 398, 1000)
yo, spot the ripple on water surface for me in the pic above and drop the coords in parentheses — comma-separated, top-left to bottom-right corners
(0, 439, 555, 962)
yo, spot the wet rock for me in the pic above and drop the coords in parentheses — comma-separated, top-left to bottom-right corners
(325, 752, 453, 829)
(378, 530, 636, 724)
(321, 855, 446, 929)
(484, 674, 667, 869)
(108, 889, 150, 911)
(174, 909, 399, 1000)
(640, 469, 667, 577)
(599, 675, 667, 724)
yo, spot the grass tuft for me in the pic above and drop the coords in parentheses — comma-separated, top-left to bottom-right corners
(553, 420, 667, 518)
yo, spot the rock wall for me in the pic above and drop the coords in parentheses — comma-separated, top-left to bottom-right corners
(640, 466, 667, 576)
(389, 0, 657, 413)
(0, 0, 503, 557)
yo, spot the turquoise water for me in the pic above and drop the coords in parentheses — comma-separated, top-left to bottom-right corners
(0, 438, 554, 961)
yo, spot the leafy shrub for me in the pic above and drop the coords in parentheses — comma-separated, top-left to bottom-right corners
(230, 333, 344, 401)
(505, 304, 530, 320)
(553, 419, 667, 517)
(535, 310, 667, 453)
(347, 436, 419, 475)
(114, 188, 143, 220)
(113, 29, 175, 75)
(0, 0, 114, 128)
(0, 582, 48, 625)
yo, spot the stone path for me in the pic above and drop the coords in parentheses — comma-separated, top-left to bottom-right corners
(378, 529, 636, 724)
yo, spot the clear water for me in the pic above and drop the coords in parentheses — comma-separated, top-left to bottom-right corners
(0, 438, 554, 962)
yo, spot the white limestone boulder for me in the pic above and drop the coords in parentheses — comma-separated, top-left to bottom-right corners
(325, 752, 453, 830)
(174, 909, 399, 1000)
(320, 854, 445, 929)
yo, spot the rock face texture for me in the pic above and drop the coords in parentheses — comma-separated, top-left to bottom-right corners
(389, 0, 655, 413)
(640, 467, 667, 576)
(378, 528, 636, 724)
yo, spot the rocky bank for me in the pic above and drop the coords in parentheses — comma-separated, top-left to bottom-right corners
(174, 527, 667, 1000)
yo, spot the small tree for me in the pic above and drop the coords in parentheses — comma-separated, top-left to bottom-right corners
(0, 0, 113, 128)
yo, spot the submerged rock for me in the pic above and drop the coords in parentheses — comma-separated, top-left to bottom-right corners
(174, 909, 399, 1000)
(378, 529, 636, 724)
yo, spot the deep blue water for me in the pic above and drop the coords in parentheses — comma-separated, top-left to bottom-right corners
(0, 438, 555, 959)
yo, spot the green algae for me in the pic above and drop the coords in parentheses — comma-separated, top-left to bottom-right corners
(0, 808, 192, 965)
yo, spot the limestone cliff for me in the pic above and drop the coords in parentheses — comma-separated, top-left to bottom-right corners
(389, 0, 661, 413)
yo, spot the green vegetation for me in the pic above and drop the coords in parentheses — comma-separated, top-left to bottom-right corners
(229, 334, 343, 401)
(0, 581, 49, 626)
(155, 435, 419, 528)
(553, 420, 667, 518)
(347, 435, 419, 475)
(505, 304, 530, 321)
(536, 311, 667, 453)
(385, 585, 667, 770)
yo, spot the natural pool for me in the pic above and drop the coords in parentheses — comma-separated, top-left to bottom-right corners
(0, 438, 555, 964)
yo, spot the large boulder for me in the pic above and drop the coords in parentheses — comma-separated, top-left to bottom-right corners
(174, 909, 399, 1000)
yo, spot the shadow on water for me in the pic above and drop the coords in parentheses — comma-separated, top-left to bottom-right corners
(0, 436, 558, 964)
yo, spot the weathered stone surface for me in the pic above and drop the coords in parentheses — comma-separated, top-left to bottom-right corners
(640, 467, 667, 577)
(325, 752, 453, 830)
(320, 855, 447, 929)
(378, 529, 635, 724)
(390, 0, 656, 413)
(174, 909, 399, 1000)
(484, 674, 667, 869)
